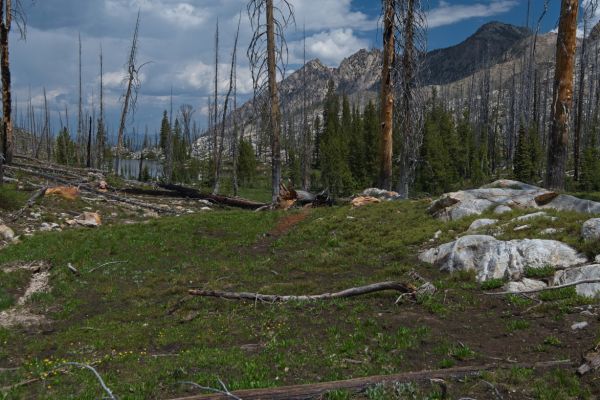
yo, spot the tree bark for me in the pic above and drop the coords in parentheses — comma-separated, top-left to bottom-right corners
(379, 0, 395, 191)
(266, 0, 282, 203)
(0, 0, 13, 185)
(545, 0, 578, 190)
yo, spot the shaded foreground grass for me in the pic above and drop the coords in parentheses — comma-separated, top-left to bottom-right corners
(0, 199, 599, 399)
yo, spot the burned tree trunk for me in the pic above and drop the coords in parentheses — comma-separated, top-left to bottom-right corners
(0, 0, 13, 182)
(545, 0, 578, 190)
(379, 0, 395, 191)
(114, 12, 141, 175)
(266, 0, 283, 203)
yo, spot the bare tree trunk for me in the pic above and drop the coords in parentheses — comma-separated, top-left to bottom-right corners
(86, 116, 92, 168)
(266, 0, 282, 203)
(379, 0, 395, 191)
(0, 0, 12, 183)
(573, 1, 596, 181)
(77, 33, 83, 165)
(212, 20, 219, 184)
(213, 16, 240, 195)
(545, 0, 578, 190)
(98, 45, 104, 168)
(43, 87, 51, 160)
(114, 12, 141, 175)
(301, 24, 310, 191)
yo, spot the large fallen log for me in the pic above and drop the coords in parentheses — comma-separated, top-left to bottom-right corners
(485, 279, 600, 296)
(159, 183, 267, 210)
(169, 360, 571, 400)
(189, 281, 418, 302)
(6, 165, 175, 215)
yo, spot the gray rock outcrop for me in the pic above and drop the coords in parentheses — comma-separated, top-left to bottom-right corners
(582, 218, 600, 241)
(419, 235, 587, 282)
(554, 264, 600, 298)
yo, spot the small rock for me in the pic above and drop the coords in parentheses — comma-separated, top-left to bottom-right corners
(0, 224, 15, 241)
(582, 218, 600, 241)
(540, 228, 560, 235)
(201, 207, 212, 211)
(513, 212, 548, 222)
(503, 278, 547, 292)
(468, 219, 498, 232)
(596, 255, 600, 263)
(572, 321, 589, 330)
(346, 216, 355, 220)
(433, 230, 442, 240)
(580, 310, 596, 317)
(494, 205, 512, 215)
(514, 225, 530, 231)
(75, 212, 102, 227)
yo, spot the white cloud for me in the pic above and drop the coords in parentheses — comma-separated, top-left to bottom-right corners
(290, 28, 369, 66)
(288, 0, 376, 31)
(427, 0, 518, 29)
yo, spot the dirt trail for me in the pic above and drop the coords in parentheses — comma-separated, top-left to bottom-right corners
(250, 208, 312, 255)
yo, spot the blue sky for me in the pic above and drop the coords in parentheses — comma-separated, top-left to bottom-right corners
(9, 1, 573, 142)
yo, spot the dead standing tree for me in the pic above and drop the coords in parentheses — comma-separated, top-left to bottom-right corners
(545, 0, 578, 190)
(247, 0, 294, 203)
(395, 0, 426, 198)
(574, 0, 598, 181)
(0, 0, 25, 184)
(114, 11, 147, 175)
(213, 15, 241, 195)
(379, 0, 395, 191)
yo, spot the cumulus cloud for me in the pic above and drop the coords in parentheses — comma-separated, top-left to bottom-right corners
(427, 0, 518, 29)
(290, 29, 369, 66)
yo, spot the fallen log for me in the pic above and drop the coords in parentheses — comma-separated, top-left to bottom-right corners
(169, 360, 571, 400)
(6, 165, 176, 215)
(485, 279, 600, 296)
(189, 281, 416, 302)
(159, 183, 266, 210)
(10, 186, 47, 221)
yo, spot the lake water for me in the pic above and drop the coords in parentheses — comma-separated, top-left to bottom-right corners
(113, 159, 163, 180)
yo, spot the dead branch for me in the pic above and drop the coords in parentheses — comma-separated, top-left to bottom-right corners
(168, 360, 571, 400)
(9, 186, 46, 221)
(88, 260, 128, 273)
(159, 183, 266, 210)
(5, 165, 175, 214)
(179, 379, 242, 400)
(57, 362, 116, 400)
(189, 281, 417, 302)
(486, 279, 600, 296)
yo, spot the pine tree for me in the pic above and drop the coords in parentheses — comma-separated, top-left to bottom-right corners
(362, 101, 379, 187)
(320, 80, 353, 194)
(159, 111, 170, 154)
(55, 128, 76, 166)
(513, 125, 533, 182)
(237, 138, 257, 186)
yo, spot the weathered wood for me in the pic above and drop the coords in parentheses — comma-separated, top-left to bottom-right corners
(486, 279, 600, 296)
(6, 165, 175, 214)
(189, 281, 415, 302)
(159, 183, 266, 210)
(169, 360, 571, 400)
(10, 186, 47, 221)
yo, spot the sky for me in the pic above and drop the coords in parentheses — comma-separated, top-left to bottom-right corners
(9, 1, 579, 142)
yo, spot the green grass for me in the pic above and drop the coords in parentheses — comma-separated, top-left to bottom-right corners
(2, 185, 600, 399)
(0, 184, 29, 210)
(524, 265, 555, 279)
(0, 200, 451, 399)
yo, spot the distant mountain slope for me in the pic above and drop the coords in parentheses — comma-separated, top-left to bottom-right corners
(422, 21, 532, 85)
(196, 22, 545, 154)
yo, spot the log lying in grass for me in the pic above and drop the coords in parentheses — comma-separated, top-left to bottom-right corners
(485, 279, 600, 296)
(169, 360, 571, 400)
(159, 183, 267, 210)
(5, 165, 176, 215)
(189, 281, 417, 302)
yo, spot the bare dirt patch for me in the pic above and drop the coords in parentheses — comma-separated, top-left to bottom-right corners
(0, 261, 51, 328)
